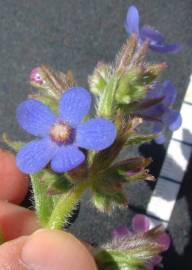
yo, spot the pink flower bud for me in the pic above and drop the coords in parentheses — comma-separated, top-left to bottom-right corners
(30, 67, 43, 85)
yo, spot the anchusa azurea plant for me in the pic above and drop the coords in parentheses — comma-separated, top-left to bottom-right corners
(2, 5, 181, 270)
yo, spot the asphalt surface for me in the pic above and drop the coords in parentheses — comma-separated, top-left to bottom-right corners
(0, 1, 191, 269)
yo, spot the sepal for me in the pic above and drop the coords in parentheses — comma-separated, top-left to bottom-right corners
(97, 75, 119, 118)
(88, 62, 110, 95)
(115, 71, 146, 105)
(111, 157, 152, 172)
(92, 181, 128, 213)
(125, 133, 157, 145)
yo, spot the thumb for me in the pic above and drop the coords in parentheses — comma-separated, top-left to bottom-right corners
(21, 229, 97, 270)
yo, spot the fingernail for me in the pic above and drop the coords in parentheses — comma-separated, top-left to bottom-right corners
(21, 229, 97, 270)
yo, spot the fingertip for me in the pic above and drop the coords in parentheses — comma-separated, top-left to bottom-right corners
(0, 149, 28, 204)
(0, 201, 39, 241)
(21, 229, 97, 270)
(0, 236, 28, 269)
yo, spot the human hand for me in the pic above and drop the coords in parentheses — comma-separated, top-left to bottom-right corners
(0, 149, 97, 270)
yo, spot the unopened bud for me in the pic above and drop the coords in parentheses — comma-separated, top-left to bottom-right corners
(89, 62, 110, 96)
(30, 67, 43, 85)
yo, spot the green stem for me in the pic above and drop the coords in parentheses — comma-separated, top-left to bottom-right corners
(30, 171, 55, 226)
(47, 181, 90, 230)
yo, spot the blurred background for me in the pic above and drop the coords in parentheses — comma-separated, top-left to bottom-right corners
(0, 1, 191, 269)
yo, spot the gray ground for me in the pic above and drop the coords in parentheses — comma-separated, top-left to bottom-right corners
(0, 1, 191, 269)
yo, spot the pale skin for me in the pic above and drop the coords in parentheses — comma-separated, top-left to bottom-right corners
(0, 149, 97, 270)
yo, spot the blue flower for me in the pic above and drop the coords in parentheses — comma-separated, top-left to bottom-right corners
(139, 81, 182, 143)
(125, 5, 181, 53)
(16, 87, 116, 173)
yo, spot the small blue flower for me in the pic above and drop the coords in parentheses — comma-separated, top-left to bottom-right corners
(139, 81, 182, 143)
(125, 5, 181, 53)
(16, 87, 116, 173)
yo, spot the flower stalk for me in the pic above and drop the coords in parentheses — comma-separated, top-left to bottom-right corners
(47, 181, 90, 230)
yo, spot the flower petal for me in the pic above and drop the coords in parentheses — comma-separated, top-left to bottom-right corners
(145, 255, 162, 270)
(156, 232, 171, 251)
(125, 5, 140, 34)
(51, 145, 85, 173)
(132, 214, 150, 233)
(76, 118, 116, 151)
(140, 26, 165, 44)
(112, 226, 132, 238)
(167, 109, 182, 131)
(59, 87, 92, 127)
(16, 99, 56, 137)
(141, 103, 165, 118)
(153, 122, 164, 133)
(161, 80, 177, 106)
(149, 43, 181, 53)
(162, 109, 182, 131)
(16, 138, 57, 174)
(154, 134, 166, 144)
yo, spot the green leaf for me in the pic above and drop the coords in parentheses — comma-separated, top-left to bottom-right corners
(2, 133, 24, 151)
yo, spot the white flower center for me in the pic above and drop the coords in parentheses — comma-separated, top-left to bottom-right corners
(49, 122, 73, 143)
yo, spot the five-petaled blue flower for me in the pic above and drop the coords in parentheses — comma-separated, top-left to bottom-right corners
(125, 5, 181, 53)
(16, 87, 116, 174)
(139, 80, 182, 143)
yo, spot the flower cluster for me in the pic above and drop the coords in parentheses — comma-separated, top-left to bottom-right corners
(112, 215, 170, 269)
(2, 4, 182, 270)
(125, 5, 181, 53)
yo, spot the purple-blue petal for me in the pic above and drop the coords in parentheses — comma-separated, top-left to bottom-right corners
(50, 145, 85, 173)
(16, 138, 57, 174)
(153, 122, 164, 133)
(154, 134, 166, 144)
(132, 214, 150, 233)
(59, 87, 92, 127)
(125, 5, 140, 34)
(161, 80, 177, 106)
(16, 100, 56, 137)
(140, 26, 165, 44)
(76, 118, 116, 151)
(149, 43, 181, 53)
(112, 226, 132, 238)
(141, 103, 165, 118)
(167, 109, 182, 131)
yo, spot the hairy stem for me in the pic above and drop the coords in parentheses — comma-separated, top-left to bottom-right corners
(47, 181, 90, 230)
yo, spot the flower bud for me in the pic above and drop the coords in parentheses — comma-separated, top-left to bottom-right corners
(116, 71, 146, 104)
(88, 62, 110, 96)
(30, 67, 44, 85)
